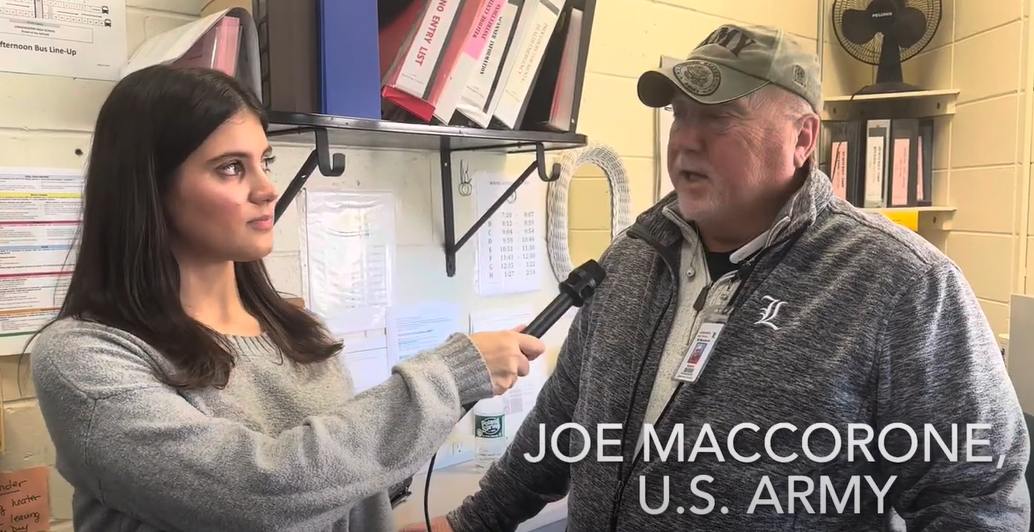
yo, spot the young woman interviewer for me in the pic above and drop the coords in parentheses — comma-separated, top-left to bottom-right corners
(29, 65, 546, 532)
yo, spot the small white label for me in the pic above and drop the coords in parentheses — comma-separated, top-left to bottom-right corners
(673, 321, 725, 383)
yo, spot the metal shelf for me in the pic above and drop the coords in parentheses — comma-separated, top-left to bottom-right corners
(823, 89, 959, 121)
(863, 205, 955, 231)
(266, 112, 588, 276)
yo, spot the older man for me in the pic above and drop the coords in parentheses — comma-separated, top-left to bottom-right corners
(411, 23, 1030, 531)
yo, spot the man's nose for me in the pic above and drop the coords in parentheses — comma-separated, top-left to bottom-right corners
(669, 120, 704, 153)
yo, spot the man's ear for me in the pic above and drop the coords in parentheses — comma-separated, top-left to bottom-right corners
(794, 114, 821, 169)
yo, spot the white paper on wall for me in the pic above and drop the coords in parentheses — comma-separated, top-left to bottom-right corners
(386, 301, 463, 365)
(0, 0, 128, 81)
(339, 330, 390, 394)
(301, 190, 396, 334)
(474, 171, 543, 297)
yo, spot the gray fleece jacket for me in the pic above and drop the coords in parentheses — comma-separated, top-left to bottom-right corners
(447, 168, 1031, 531)
(30, 322, 493, 531)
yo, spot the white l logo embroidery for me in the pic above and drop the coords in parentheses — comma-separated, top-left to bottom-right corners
(755, 296, 786, 330)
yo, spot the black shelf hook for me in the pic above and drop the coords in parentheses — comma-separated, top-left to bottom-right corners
(313, 127, 346, 177)
(440, 140, 566, 277)
(273, 127, 346, 223)
(534, 142, 562, 182)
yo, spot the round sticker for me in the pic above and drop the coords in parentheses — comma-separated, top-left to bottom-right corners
(673, 60, 721, 96)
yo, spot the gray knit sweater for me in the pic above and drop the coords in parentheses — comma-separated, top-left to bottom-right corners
(31, 319, 493, 531)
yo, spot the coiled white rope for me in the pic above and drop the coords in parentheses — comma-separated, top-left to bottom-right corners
(545, 143, 634, 283)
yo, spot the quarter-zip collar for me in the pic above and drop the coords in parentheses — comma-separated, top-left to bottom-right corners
(630, 163, 834, 256)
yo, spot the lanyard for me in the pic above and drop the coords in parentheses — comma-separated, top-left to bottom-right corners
(691, 225, 808, 315)
(671, 225, 809, 386)
(726, 225, 808, 312)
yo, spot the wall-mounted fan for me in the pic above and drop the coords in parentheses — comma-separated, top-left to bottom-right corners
(831, 0, 941, 95)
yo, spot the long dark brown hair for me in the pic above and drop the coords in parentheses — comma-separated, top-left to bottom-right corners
(39, 65, 342, 389)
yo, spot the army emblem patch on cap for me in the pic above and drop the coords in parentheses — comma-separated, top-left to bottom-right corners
(673, 60, 720, 96)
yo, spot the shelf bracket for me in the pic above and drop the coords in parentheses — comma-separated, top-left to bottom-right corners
(272, 127, 347, 223)
(440, 138, 560, 277)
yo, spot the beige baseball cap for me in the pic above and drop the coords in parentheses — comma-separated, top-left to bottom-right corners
(638, 24, 821, 112)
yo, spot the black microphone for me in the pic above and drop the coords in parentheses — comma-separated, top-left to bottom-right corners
(461, 258, 606, 414)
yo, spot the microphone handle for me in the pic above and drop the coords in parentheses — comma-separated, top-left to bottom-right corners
(523, 296, 570, 338)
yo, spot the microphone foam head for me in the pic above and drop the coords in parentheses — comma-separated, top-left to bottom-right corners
(565, 259, 606, 305)
(579, 259, 606, 285)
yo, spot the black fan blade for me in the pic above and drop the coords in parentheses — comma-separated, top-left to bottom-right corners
(841, 9, 878, 45)
(892, 7, 928, 48)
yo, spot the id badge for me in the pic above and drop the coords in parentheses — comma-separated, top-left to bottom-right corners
(673, 312, 727, 383)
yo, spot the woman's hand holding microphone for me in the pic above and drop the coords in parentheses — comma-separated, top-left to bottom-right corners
(397, 326, 544, 532)
(468, 325, 546, 395)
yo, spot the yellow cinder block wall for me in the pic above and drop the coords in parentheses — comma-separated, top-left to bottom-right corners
(821, 0, 1034, 340)
(888, 0, 1026, 337)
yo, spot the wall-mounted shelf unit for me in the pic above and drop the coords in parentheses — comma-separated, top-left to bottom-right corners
(265, 112, 587, 277)
(863, 205, 955, 232)
(822, 89, 959, 121)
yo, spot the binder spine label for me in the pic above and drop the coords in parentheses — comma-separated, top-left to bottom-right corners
(496, 0, 561, 126)
(468, 0, 504, 56)
(831, 140, 848, 200)
(395, 0, 461, 96)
